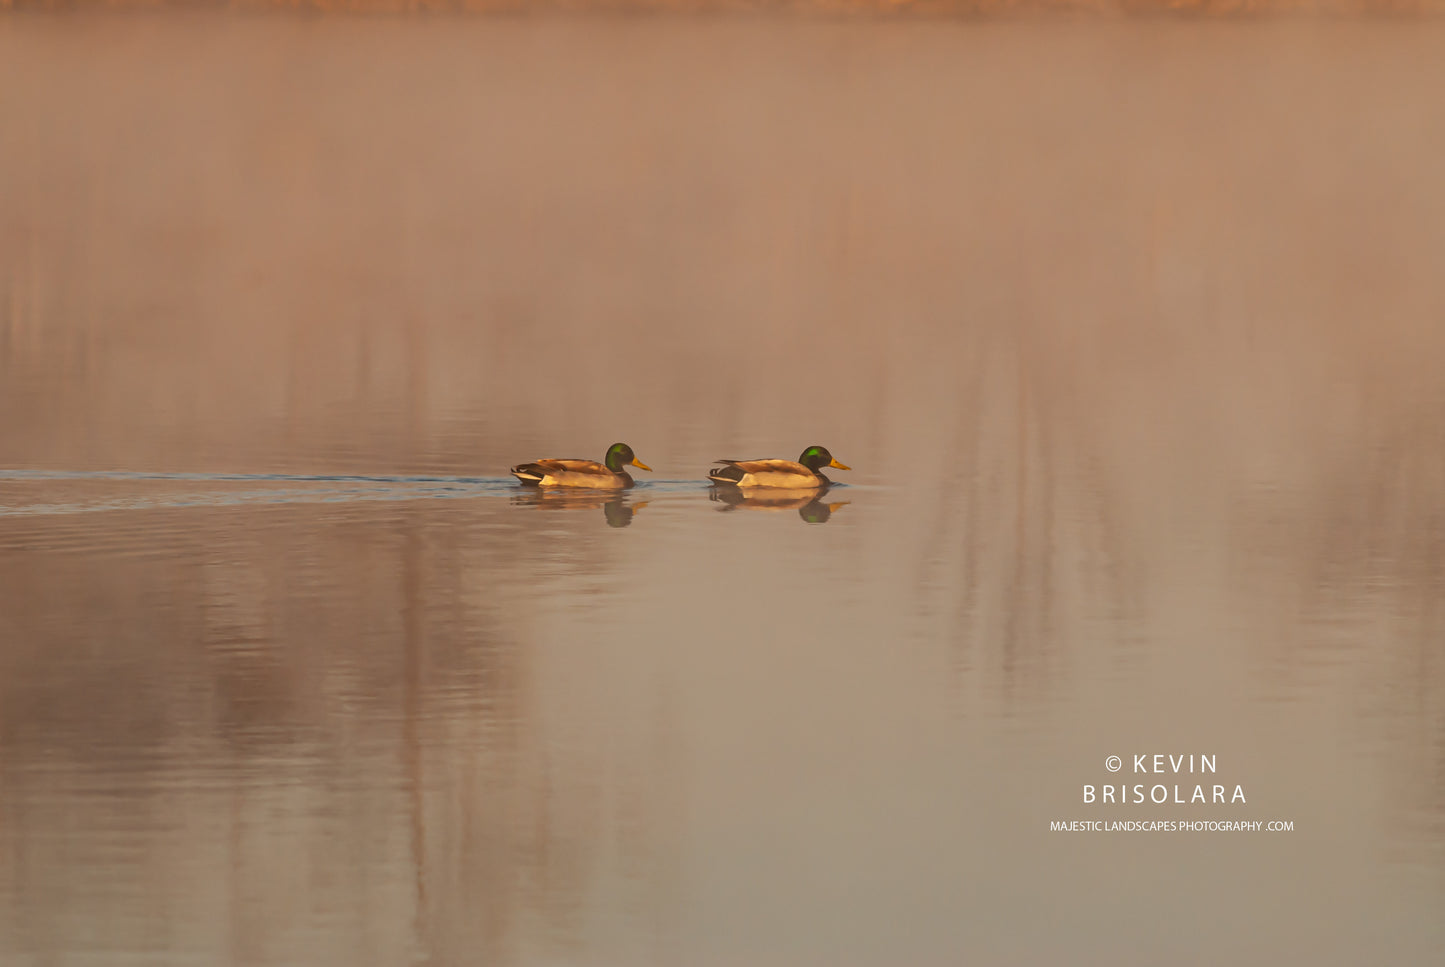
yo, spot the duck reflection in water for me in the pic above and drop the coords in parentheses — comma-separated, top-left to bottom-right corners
(510, 490, 649, 528)
(708, 485, 848, 524)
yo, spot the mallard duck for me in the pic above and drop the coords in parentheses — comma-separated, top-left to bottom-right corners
(707, 445, 850, 489)
(510, 442, 652, 490)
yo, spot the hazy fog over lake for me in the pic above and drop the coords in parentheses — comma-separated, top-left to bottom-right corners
(2, 12, 1443, 966)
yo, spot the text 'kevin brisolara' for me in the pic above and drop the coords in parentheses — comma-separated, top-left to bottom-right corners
(1049, 820, 1294, 832)
(1086, 783, 1246, 804)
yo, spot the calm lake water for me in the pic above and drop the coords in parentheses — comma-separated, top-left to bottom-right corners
(2, 13, 1444, 966)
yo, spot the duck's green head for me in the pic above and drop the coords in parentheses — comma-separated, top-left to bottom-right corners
(799, 445, 850, 473)
(605, 442, 652, 473)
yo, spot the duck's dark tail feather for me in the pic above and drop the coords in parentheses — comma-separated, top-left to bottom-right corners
(511, 464, 546, 484)
(708, 465, 745, 485)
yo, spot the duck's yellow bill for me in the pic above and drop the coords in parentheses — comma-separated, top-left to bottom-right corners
(828, 458, 851, 471)
(631, 458, 653, 471)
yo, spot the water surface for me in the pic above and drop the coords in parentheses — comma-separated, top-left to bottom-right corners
(2, 15, 1444, 966)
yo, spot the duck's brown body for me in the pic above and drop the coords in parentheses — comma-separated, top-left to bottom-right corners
(510, 443, 652, 490)
(708, 459, 831, 489)
(708, 446, 850, 490)
(511, 458, 636, 489)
